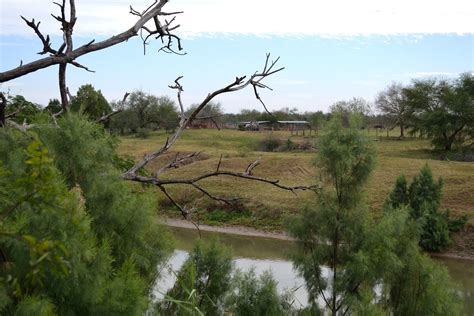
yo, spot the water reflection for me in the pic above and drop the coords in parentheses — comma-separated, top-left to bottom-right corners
(153, 226, 473, 314)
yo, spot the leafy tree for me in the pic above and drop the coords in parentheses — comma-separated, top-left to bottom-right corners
(377, 209, 462, 315)
(110, 91, 179, 134)
(289, 115, 461, 314)
(5, 95, 41, 123)
(375, 82, 412, 138)
(36, 114, 172, 275)
(148, 96, 179, 131)
(329, 97, 372, 127)
(289, 114, 377, 314)
(43, 99, 62, 115)
(186, 101, 224, 128)
(70, 84, 111, 120)
(160, 240, 233, 315)
(404, 73, 474, 151)
(227, 269, 288, 316)
(0, 126, 167, 315)
(307, 110, 326, 131)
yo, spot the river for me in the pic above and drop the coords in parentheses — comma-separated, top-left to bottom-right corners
(152, 226, 474, 314)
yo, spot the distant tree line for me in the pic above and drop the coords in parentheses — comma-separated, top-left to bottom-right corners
(5, 71, 472, 151)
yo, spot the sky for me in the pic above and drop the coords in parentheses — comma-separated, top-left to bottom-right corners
(1, 0, 473, 113)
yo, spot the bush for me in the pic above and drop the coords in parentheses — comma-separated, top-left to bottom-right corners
(227, 269, 287, 316)
(386, 164, 467, 251)
(257, 136, 282, 152)
(0, 130, 157, 314)
(136, 127, 151, 139)
(159, 240, 233, 315)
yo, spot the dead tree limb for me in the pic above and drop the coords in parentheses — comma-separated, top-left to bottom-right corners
(97, 92, 130, 124)
(0, 0, 184, 110)
(123, 55, 317, 214)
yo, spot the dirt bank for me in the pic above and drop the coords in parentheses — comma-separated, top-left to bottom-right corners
(163, 218, 474, 261)
(164, 218, 293, 241)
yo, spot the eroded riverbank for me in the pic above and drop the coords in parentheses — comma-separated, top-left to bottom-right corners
(163, 218, 474, 261)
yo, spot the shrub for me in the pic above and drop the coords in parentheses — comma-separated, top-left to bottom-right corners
(257, 136, 282, 152)
(386, 164, 467, 251)
(228, 269, 287, 316)
(159, 240, 233, 315)
(136, 127, 151, 139)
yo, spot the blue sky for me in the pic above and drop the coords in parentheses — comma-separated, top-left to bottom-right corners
(1, 1, 473, 113)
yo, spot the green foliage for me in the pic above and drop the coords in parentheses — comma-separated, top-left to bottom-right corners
(257, 135, 282, 152)
(36, 113, 171, 276)
(227, 269, 287, 316)
(43, 99, 62, 115)
(289, 114, 377, 314)
(160, 240, 233, 315)
(375, 83, 411, 138)
(386, 164, 465, 251)
(329, 97, 372, 127)
(0, 132, 104, 314)
(384, 242, 462, 315)
(70, 84, 111, 120)
(109, 90, 179, 135)
(316, 113, 376, 206)
(289, 115, 461, 314)
(14, 296, 56, 316)
(5, 95, 41, 123)
(0, 114, 172, 314)
(404, 73, 474, 151)
(386, 175, 409, 209)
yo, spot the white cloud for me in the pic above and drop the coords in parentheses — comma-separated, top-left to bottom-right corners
(1, 0, 473, 37)
(402, 72, 458, 78)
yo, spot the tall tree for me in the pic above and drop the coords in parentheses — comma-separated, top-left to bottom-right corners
(4, 95, 41, 124)
(404, 73, 474, 151)
(330, 97, 372, 127)
(289, 114, 377, 314)
(70, 84, 111, 120)
(289, 114, 461, 314)
(375, 82, 412, 138)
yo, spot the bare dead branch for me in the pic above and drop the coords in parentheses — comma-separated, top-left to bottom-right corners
(154, 151, 202, 176)
(4, 106, 24, 120)
(70, 61, 95, 73)
(245, 158, 260, 176)
(1, 0, 183, 82)
(5, 119, 34, 131)
(216, 154, 223, 172)
(125, 160, 319, 192)
(158, 185, 189, 219)
(97, 92, 130, 123)
(20, 16, 58, 55)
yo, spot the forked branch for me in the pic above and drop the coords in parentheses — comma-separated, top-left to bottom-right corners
(0, 0, 184, 84)
(123, 55, 317, 214)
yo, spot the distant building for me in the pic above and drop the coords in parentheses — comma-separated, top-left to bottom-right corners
(238, 120, 310, 131)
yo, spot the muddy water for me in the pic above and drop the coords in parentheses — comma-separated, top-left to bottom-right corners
(152, 226, 474, 314)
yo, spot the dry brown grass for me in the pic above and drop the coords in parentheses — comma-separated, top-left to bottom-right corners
(118, 129, 474, 227)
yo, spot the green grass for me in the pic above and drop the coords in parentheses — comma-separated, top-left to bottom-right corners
(118, 128, 474, 229)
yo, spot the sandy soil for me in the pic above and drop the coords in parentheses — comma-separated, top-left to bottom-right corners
(163, 218, 293, 241)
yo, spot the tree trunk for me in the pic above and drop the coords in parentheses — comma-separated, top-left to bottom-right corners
(400, 124, 404, 138)
(0, 92, 6, 127)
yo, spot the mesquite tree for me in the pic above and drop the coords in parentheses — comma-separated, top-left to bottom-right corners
(375, 82, 412, 138)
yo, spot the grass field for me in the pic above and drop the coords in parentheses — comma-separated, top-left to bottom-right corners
(118, 128, 474, 231)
